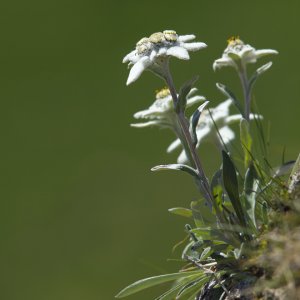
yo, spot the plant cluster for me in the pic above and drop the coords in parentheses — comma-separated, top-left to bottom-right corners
(116, 30, 299, 299)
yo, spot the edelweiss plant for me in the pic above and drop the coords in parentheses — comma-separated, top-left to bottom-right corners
(123, 30, 207, 85)
(131, 87, 205, 130)
(214, 37, 278, 121)
(117, 30, 300, 300)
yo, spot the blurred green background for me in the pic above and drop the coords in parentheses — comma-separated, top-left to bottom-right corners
(0, 0, 299, 299)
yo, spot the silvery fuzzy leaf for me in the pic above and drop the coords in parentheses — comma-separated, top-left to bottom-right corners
(248, 61, 273, 93)
(176, 76, 199, 113)
(190, 101, 209, 146)
(244, 164, 259, 229)
(151, 164, 198, 178)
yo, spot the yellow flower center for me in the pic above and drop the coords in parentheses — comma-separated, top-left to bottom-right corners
(136, 37, 151, 54)
(163, 30, 177, 42)
(149, 32, 165, 44)
(155, 87, 171, 99)
(227, 36, 243, 46)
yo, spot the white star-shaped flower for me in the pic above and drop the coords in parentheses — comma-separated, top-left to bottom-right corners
(213, 37, 278, 71)
(131, 87, 205, 129)
(167, 99, 262, 164)
(123, 30, 207, 85)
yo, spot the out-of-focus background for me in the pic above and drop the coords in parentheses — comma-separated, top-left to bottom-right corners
(0, 1, 299, 299)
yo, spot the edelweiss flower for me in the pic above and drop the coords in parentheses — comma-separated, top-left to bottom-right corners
(167, 99, 261, 164)
(213, 37, 278, 71)
(131, 87, 205, 129)
(123, 30, 207, 85)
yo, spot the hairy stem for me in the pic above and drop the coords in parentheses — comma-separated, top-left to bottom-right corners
(238, 68, 251, 121)
(163, 66, 215, 207)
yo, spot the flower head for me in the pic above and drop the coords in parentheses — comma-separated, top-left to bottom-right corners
(131, 87, 205, 129)
(167, 99, 262, 164)
(123, 30, 207, 85)
(213, 36, 278, 71)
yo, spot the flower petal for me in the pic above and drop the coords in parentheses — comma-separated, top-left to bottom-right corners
(186, 95, 206, 107)
(211, 99, 232, 121)
(166, 139, 181, 153)
(218, 126, 235, 144)
(150, 49, 158, 61)
(167, 46, 190, 60)
(213, 57, 233, 71)
(130, 121, 161, 128)
(187, 88, 198, 98)
(122, 50, 137, 63)
(224, 114, 243, 124)
(240, 48, 257, 64)
(126, 57, 152, 85)
(133, 109, 154, 119)
(225, 114, 263, 124)
(178, 35, 196, 42)
(196, 126, 210, 147)
(183, 42, 207, 51)
(249, 114, 263, 120)
(216, 99, 232, 111)
(158, 47, 167, 56)
(254, 49, 278, 59)
(177, 150, 189, 164)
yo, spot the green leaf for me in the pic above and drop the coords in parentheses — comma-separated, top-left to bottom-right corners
(190, 101, 209, 146)
(222, 151, 246, 227)
(190, 227, 212, 240)
(233, 243, 244, 259)
(171, 235, 189, 253)
(168, 207, 193, 218)
(248, 62, 273, 93)
(186, 288, 203, 300)
(176, 276, 208, 299)
(154, 274, 201, 300)
(210, 169, 223, 211)
(182, 241, 198, 260)
(199, 246, 212, 261)
(151, 164, 198, 178)
(240, 118, 252, 168)
(244, 164, 259, 228)
(185, 224, 199, 243)
(262, 201, 268, 225)
(115, 270, 202, 298)
(176, 76, 199, 113)
(216, 83, 244, 117)
(191, 199, 215, 227)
